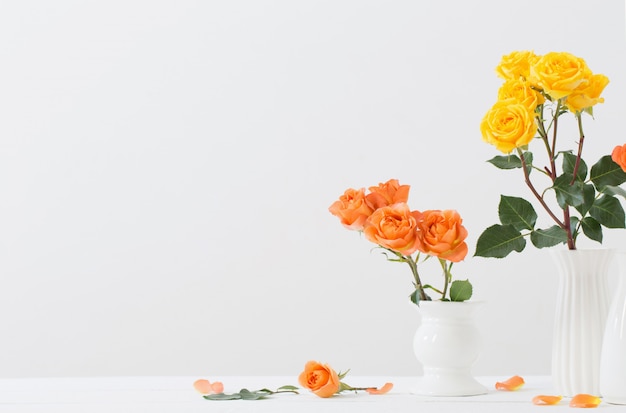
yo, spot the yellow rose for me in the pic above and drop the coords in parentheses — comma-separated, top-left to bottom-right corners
(564, 73, 609, 113)
(480, 99, 538, 154)
(530, 52, 591, 100)
(495, 50, 538, 81)
(497, 78, 545, 111)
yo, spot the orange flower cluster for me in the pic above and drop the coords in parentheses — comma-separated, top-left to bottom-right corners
(329, 179, 468, 263)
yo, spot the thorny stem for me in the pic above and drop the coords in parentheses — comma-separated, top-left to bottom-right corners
(517, 149, 565, 228)
(519, 99, 576, 250)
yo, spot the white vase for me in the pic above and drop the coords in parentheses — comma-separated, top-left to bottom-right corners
(551, 249, 614, 397)
(600, 251, 626, 404)
(412, 301, 487, 396)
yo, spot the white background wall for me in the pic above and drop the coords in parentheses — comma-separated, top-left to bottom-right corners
(0, 0, 624, 378)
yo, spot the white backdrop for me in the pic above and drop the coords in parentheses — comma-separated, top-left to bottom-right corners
(0, 0, 625, 378)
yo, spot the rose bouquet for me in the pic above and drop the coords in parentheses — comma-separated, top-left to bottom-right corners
(329, 179, 472, 305)
(475, 50, 626, 258)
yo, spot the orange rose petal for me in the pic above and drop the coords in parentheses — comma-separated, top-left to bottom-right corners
(193, 379, 213, 395)
(365, 382, 393, 395)
(193, 379, 224, 395)
(569, 393, 601, 408)
(532, 395, 563, 405)
(210, 381, 224, 393)
(495, 375, 525, 391)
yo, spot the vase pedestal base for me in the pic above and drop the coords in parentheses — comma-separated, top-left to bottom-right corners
(411, 368, 487, 396)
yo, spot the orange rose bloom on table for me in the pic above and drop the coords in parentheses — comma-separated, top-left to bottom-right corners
(329, 179, 473, 305)
(298, 361, 340, 398)
(298, 361, 393, 398)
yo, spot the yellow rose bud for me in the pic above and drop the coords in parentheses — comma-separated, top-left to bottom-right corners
(529, 52, 591, 100)
(564, 73, 609, 113)
(495, 50, 539, 81)
(480, 99, 538, 154)
(497, 78, 545, 111)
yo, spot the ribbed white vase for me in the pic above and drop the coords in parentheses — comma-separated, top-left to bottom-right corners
(551, 249, 614, 397)
(412, 301, 487, 396)
(600, 251, 626, 404)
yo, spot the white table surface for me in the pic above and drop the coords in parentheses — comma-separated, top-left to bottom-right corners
(0, 375, 624, 412)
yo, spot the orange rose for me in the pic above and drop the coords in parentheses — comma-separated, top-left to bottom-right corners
(414, 210, 468, 262)
(365, 179, 410, 210)
(363, 203, 421, 256)
(298, 361, 340, 398)
(612, 144, 626, 173)
(329, 188, 374, 230)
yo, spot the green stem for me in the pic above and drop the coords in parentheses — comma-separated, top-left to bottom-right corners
(537, 104, 554, 169)
(570, 112, 585, 185)
(438, 258, 452, 300)
(405, 253, 428, 302)
(550, 100, 561, 176)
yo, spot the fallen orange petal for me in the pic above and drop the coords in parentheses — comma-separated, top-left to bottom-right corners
(532, 395, 563, 405)
(193, 379, 213, 394)
(210, 381, 224, 393)
(570, 394, 601, 408)
(365, 382, 393, 395)
(495, 375, 525, 391)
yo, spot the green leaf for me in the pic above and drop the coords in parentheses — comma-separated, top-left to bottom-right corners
(574, 183, 596, 216)
(498, 195, 537, 231)
(581, 217, 603, 243)
(277, 385, 299, 391)
(239, 389, 270, 400)
(204, 393, 243, 400)
(589, 194, 626, 228)
(449, 280, 472, 302)
(590, 155, 626, 189)
(602, 185, 626, 199)
(474, 224, 526, 258)
(562, 151, 588, 181)
(552, 173, 584, 208)
(530, 225, 568, 248)
(486, 152, 533, 174)
(487, 155, 522, 169)
(409, 289, 421, 306)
